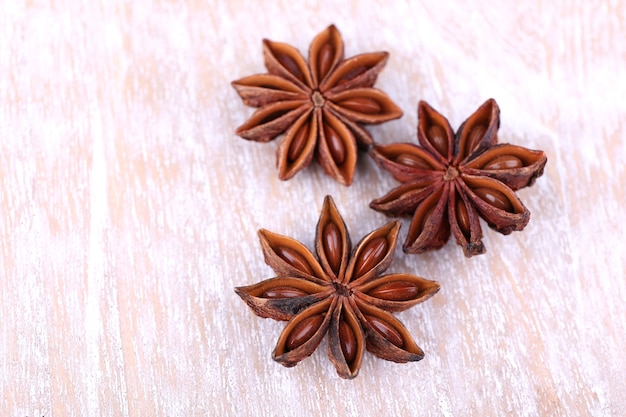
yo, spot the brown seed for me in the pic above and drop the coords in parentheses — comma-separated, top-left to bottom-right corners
(317, 43, 334, 81)
(258, 108, 291, 125)
(464, 124, 486, 156)
(367, 281, 419, 301)
(364, 314, 403, 348)
(473, 187, 514, 212)
(338, 97, 382, 114)
(262, 286, 308, 299)
(336, 65, 368, 86)
(354, 237, 388, 278)
(324, 124, 346, 165)
(417, 205, 436, 236)
(427, 124, 448, 156)
(288, 124, 309, 162)
(322, 222, 342, 273)
(286, 314, 324, 351)
(339, 320, 357, 364)
(483, 155, 523, 170)
(275, 246, 314, 275)
(394, 153, 431, 170)
(455, 198, 471, 238)
(276, 53, 304, 82)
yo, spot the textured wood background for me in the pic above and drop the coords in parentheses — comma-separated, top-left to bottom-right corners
(1, 1, 625, 416)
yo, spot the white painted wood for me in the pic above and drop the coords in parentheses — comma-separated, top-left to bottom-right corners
(1, 1, 625, 416)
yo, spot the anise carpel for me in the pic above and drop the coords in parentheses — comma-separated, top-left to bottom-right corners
(231, 25, 402, 185)
(235, 196, 439, 379)
(369, 99, 547, 257)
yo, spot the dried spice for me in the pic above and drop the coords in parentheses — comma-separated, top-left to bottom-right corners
(369, 99, 547, 257)
(235, 196, 439, 379)
(232, 25, 402, 185)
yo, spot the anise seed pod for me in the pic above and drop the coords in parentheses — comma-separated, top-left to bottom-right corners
(370, 99, 547, 257)
(232, 25, 402, 185)
(235, 196, 439, 379)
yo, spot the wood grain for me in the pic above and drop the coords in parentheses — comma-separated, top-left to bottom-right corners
(1, 1, 625, 416)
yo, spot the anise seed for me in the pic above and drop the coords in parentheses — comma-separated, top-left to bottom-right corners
(354, 237, 388, 278)
(277, 53, 304, 82)
(288, 124, 309, 162)
(394, 153, 431, 170)
(368, 281, 418, 301)
(339, 320, 357, 364)
(324, 124, 346, 165)
(473, 187, 514, 212)
(465, 124, 486, 156)
(455, 198, 471, 238)
(317, 44, 334, 81)
(338, 97, 382, 114)
(336, 65, 368, 85)
(427, 124, 448, 156)
(364, 314, 404, 348)
(417, 205, 436, 236)
(258, 108, 291, 125)
(322, 222, 342, 273)
(262, 286, 308, 299)
(276, 246, 314, 274)
(286, 314, 324, 351)
(483, 154, 523, 170)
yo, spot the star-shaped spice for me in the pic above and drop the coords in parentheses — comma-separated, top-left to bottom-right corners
(231, 25, 402, 185)
(235, 196, 439, 379)
(369, 99, 547, 257)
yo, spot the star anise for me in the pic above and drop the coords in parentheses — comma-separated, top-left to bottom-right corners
(235, 196, 439, 379)
(231, 25, 402, 185)
(369, 99, 547, 257)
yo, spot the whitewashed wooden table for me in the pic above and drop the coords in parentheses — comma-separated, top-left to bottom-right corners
(1, 1, 625, 416)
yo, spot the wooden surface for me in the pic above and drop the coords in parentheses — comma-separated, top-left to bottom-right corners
(2, 1, 625, 416)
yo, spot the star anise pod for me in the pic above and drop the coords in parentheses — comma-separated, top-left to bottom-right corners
(235, 196, 439, 379)
(231, 25, 402, 185)
(369, 99, 547, 257)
